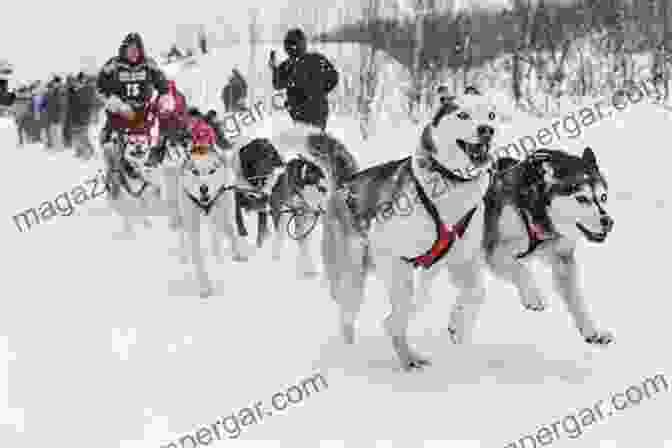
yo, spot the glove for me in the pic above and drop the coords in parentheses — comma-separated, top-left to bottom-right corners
(105, 95, 132, 115)
(158, 94, 175, 113)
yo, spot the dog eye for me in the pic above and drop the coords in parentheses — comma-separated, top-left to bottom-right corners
(191, 169, 199, 176)
(457, 111, 470, 120)
(208, 168, 216, 175)
(600, 193, 607, 202)
(488, 112, 496, 120)
(576, 196, 590, 204)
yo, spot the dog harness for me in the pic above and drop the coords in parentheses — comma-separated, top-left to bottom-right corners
(184, 184, 234, 216)
(516, 210, 552, 259)
(401, 167, 478, 269)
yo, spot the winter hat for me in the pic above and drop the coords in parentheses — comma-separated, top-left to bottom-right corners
(190, 118, 216, 158)
(284, 28, 307, 58)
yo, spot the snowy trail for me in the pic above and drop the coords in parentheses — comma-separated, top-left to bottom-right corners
(1, 60, 672, 447)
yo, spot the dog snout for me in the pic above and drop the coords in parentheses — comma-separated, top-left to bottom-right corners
(477, 125, 495, 140)
(199, 184, 209, 196)
(600, 215, 614, 230)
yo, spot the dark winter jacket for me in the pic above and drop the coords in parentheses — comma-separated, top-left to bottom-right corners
(46, 84, 68, 124)
(221, 71, 248, 111)
(96, 32, 169, 112)
(272, 52, 338, 129)
(0, 90, 15, 107)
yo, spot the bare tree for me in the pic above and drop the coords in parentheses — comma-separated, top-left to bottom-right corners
(509, 0, 533, 109)
(358, 0, 382, 138)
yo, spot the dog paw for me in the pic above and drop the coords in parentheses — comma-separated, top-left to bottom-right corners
(521, 290, 548, 312)
(584, 330, 614, 345)
(199, 286, 213, 298)
(402, 353, 431, 371)
(446, 325, 464, 344)
(342, 323, 355, 344)
(298, 269, 320, 280)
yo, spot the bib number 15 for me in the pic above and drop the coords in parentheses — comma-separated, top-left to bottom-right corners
(125, 82, 140, 98)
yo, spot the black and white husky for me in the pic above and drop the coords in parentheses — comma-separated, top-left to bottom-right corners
(234, 135, 356, 276)
(481, 147, 615, 345)
(269, 153, 329, 277)
(105, 131, 163, 237)
(177, 144, 249, 298)
(322, 90, 497, 370)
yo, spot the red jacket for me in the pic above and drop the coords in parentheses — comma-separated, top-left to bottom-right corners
(158, 79, 187, 130)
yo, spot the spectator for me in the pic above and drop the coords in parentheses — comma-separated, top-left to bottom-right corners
(270, 27, 338, 131)
(45, 76, 68, 150)
(204, 109, 232, 149)
(221, 69, 248, 112)
(68, 72, 97, 160)
(63, 74, 76, 148)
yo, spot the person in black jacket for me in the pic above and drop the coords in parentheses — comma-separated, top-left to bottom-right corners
(69, 73, 99, 160)
(96, 32, 173, 198)
(269, 28, 338, 131)
(0, 78, 16, 107)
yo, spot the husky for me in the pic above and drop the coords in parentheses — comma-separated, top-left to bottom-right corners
(271, 123, 359, 194)
(232, 137, 332, 276)
(105, 128, 164, 238)
(322, 89, 498, 370)
(482, 147, 615, 345)
(232, 138, 285, 248)
(269, 153, 330, 277)
(178, 142, 249, 298)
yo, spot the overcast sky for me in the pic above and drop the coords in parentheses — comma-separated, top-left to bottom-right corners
(1, 0, 575, 82)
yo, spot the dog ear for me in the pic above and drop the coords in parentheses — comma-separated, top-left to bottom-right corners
(582, 147, 597, 167)
(421, 125, 438, 154)
(464, 85, 481, 95)
(432, 101, 458, 127)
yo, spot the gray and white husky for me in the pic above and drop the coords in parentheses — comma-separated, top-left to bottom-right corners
(481, 146, 615, 345)
(322, 90, 498, 370)
(178, 144, 250, 298)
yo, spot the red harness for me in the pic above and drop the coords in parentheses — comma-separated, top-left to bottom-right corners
(405, 206, 477, 269)
(402, 166, 478, 269)
(515, 210, 554, 259)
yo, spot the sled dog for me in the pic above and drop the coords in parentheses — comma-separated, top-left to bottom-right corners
(232, 138, 285, 248)
(483, 147, 615, 345)
(269, 153, 330, 277)
(178, 143, 249, 298)
(105, 130, 164, 237)
(322, 89, 498, 370)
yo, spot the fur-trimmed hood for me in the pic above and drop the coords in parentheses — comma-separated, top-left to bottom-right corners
(119, 32, 146, 64)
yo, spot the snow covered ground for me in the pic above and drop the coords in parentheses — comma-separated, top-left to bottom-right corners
(1, 50, 671, 448)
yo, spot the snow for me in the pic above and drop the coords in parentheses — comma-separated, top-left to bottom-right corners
(1, 45, 672, 448)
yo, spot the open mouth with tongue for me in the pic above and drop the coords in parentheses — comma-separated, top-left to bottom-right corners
(576, 222, 608, 243)
(456, 137, 491, 166)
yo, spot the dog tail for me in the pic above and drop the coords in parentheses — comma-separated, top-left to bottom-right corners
(306, 133, 359, 188)
(322, 189, 370, 308)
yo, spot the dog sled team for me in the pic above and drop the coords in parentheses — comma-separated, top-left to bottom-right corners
(80, 27, 616, 371)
